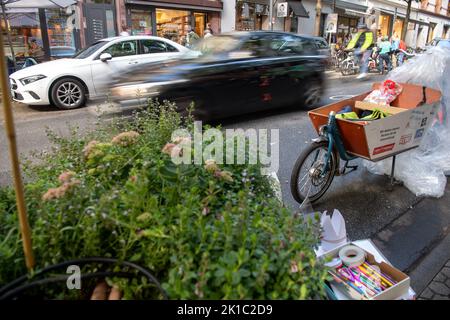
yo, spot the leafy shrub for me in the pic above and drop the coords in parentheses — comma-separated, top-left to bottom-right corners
(0, 101, 327, 299)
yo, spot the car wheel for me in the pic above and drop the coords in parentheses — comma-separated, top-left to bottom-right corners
(302, 79, 323, 109)
(51, 78, 86, 110)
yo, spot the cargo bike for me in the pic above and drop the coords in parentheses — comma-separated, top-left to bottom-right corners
(290, 82, 442, 204)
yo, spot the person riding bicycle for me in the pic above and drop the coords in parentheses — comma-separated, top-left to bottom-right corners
(345, 23, 374, 79)
(378, 36, 392, 74)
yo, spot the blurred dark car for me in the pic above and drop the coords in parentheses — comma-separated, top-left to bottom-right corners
(110, 31, 327, 120)
(309, 35, 330, 57)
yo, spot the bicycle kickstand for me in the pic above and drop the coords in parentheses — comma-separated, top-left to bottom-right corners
(340, 160, 358, 175)
(387, 155, 403, 191)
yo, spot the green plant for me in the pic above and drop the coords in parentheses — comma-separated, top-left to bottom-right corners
(0, 100, 327, 299)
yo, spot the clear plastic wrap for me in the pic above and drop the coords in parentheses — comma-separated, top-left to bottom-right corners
(363, 80, 403, 105)
(363, 46, 450, 197)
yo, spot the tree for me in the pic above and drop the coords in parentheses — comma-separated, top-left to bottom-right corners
(401, 0, 420, 41)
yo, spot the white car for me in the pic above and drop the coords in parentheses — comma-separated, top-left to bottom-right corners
(9, 36, 189, 109)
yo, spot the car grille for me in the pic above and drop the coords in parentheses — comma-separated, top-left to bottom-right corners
(13, 92, 24, 100)
(10, 78, 17, 90)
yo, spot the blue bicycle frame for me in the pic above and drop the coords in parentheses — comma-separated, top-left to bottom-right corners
(318, 111, 358, 175)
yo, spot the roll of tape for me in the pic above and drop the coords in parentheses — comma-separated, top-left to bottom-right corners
(339, 245, 366, 267)
(325, 257, 342, 269)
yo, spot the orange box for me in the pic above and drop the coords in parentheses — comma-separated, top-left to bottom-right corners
(308, 83, 441, 160)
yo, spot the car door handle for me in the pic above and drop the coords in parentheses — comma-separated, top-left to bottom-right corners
(128, 61, 139, 65)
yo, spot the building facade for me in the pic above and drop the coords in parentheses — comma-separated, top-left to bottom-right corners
(2, 0, 449, 65)
(223, 1, 309, 33)
(1, 0, 224, 64)
(118, 0, 222, 44)
(365, 0, 450, 47)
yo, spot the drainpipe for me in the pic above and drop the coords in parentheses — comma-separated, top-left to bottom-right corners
(315, 0, 322, 36)
(269, 0, 273, 31)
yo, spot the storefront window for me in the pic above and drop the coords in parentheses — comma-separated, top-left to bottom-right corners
(130, 9, 152, 35)
(194, 12, 206, 37)
(45, 8, 77, 59)
(393, 18, 404, 39)
(378, 14, 391, 37)
(336, 16, 358, 44)
(1, 10, 44, 63)
(156, 9, 191, 45)
(236, 2, 256, 31)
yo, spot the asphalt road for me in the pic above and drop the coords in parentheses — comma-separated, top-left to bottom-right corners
(1, 72, 449, 282)
(0, 72, 413, 238)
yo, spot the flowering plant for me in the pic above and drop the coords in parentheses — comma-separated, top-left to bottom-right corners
(0, 100, 326, 299)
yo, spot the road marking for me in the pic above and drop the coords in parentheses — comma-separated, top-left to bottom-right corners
(329, 94, 355, 101)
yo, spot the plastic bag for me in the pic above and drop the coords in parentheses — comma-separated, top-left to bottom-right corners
(363, 80, 403, 105)
(363, 46, 450, 198)
(266, 171, 282, 203)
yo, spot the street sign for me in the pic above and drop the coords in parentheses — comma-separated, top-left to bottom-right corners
(277, 2, 288, 18)
(325, 13, 338, 33)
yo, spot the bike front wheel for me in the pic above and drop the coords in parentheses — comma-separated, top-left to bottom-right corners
(290, 141, 337, 204)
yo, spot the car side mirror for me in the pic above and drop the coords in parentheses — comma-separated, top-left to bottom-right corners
(100, 53, 112, 62)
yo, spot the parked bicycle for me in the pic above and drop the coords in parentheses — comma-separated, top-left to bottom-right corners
(290, 83, 441, 204)
(340, 49, 380, 76)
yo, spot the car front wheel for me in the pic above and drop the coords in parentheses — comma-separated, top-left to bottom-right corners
(51, 78, 86, 110)
(302, 79, 323, 109)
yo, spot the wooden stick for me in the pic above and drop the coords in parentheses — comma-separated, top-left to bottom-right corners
(0, 29, 35, 270)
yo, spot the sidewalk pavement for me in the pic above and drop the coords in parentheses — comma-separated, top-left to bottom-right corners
(413, 231, 450, 300)
(371, 182, 450, 300)
(418, 260, 450, 300)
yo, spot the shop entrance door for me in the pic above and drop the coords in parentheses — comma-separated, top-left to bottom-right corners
(84, 2, 116, 45)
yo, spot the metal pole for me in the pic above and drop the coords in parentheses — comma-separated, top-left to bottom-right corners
(0, 27, 35, 270)
(390, 7, 397, 39)
(315, 0, 322, 36)
(269, 0, 273, 31)
(1, 1, 17, 70)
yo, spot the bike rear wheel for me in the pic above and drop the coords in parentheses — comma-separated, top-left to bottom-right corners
(290, 141, 337, 204)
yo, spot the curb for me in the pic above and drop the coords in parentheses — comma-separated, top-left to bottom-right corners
(409, 229, 450, 296)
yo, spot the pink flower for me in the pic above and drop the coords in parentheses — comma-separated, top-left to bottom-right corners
(204, 159, 218, 173)
(82, 140, 99, 159)
(194, 282, 204, 298)
(58, 171, 76, 184)
(218, 170, 233, 182)
(290, 260, 299, 273)
(172, 136, 191, 145)
(111, 131, 140, 147)
(42, 179, 80, 201)
(162, 143, 176, 155)
(161, 143, 183, 157)
(202, 207, 210, 216)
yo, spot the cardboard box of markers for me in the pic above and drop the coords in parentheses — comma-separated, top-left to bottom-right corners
(318, 242, 410, 300)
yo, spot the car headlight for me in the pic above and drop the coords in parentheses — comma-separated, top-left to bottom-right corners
(19, 75, 46, 86)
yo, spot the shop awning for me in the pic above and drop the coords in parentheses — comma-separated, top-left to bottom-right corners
(344, 8, 370, 17)
(288, 0, 309, 18)
(3, 0, 76, 8)
(378, 8, 406, 19)
(125, 0, 223, 12)
(324, 0, 368, 13)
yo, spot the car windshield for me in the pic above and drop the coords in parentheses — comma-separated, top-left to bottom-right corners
(73, 41, 108, 59)
(182, 36, 242, 60)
